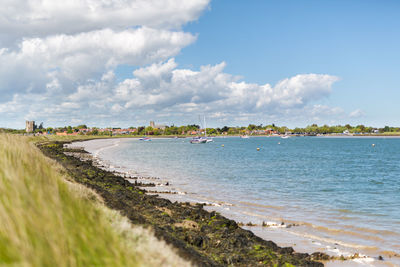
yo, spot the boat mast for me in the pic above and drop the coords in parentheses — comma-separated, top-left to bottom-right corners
(204, 115, 207, 137)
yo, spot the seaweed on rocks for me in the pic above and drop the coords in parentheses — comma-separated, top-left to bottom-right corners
(38, 141, 326, 266)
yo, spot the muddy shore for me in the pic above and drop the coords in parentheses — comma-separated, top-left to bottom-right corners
(38, 140, 329, 266)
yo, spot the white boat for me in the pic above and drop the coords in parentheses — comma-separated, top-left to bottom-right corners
(190, 137, 207, 144)
(191, 116, 213, 144)
(240, 135, 250, 139)
(281, 135, 290, 139)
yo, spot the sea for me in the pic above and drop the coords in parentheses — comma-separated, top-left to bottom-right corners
(74, 136, 400, 266)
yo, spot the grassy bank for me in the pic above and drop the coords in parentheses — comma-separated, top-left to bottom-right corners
(0, 134, 188, 266)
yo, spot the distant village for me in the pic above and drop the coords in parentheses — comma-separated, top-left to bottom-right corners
(19, 120, 399, 136)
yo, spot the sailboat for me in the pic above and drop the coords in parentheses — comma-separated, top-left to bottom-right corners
(190, 116, 213, 144)
(203, 115, 213, 143)
(190, 136, 207, 144)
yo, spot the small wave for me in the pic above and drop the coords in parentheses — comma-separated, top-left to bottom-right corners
(238, 201, 285, 210)
(92, 139, 121, 158)
(302, 222, 385, 242)
(286, 229, 378, 251)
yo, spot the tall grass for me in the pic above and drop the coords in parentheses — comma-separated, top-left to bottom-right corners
(0, 134, 189, 267)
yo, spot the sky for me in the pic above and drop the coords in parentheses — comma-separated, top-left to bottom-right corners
(1, 0, 399, 129)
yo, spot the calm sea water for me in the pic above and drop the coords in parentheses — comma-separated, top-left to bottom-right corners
(80, 137, 400, 265)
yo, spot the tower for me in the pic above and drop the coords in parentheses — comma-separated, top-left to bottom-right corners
(25, 121, 36, 133)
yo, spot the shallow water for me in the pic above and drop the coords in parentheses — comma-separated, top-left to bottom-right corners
(77, 137, 400, 266)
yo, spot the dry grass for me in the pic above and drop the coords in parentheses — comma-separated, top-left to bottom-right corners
(0, 134, 190, 267)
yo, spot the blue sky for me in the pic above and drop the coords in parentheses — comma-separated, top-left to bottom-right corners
(0, 0, 399, 128)
(176, 0, 400, 127)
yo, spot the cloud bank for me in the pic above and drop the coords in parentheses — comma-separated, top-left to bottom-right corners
(0, 0, 348, 128)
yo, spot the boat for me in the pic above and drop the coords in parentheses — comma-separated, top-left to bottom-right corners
(190, 116, 213, 144)
(139, 136, 151, 141)
(281, 135, 290, 139)
(240, 135, 250, 139)
(190, 136, 207, 144)
(203, 116, 213, 143)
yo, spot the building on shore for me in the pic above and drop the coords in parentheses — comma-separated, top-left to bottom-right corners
(25, 121, 36, 133)
(149, 121, 166, 130)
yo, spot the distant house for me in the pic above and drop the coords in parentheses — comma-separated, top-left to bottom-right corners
(112, 128, 135, 135)
(251, 130, 266, 135)
(79, 128, 90, 134)
(265, 128, 277, 135)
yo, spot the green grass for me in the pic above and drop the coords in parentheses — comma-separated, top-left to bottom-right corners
(0, 134, 189, 267)
(381, 132, 400, 135)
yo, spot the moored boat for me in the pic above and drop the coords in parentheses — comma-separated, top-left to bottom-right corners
(190, 137, 207, 144)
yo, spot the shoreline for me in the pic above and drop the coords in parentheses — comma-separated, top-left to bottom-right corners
(38, 139, 332, 266)
(66, 138, 399, 267)
(72, 140, 398, 266)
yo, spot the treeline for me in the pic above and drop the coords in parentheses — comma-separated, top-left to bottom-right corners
(3, 123, 400, 135)
(292, 124, 400, 134)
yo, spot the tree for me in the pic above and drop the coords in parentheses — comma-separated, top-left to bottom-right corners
(221, 126, 229, 133)
(207, 128, 216, 135)
(357, 125, 366, 132)
(227, 128, 238, 135)
(145, 126, 154, 135)
(247, 124, 256, 131)
(320, 125, 330, 134)
(293, 127, 304, 134)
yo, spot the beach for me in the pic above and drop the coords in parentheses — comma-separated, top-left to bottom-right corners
(64, 137, 400, 267)
(38, 138, 332, 266)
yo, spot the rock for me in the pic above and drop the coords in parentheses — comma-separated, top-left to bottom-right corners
(174, 220, 199, 230)
(311, 252, 331, 261)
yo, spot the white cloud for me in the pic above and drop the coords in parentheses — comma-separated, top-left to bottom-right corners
(0, 0, 352, 128)
(111, 60, 339, 115)
(0, 0, 205, 113)
(0, 27, 196, 102)
(0, 58, 345, 127)
(0, 0, 209, 45)
(349, 109, 365, 118)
